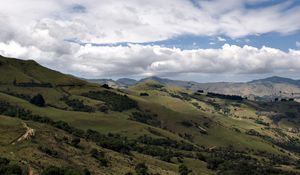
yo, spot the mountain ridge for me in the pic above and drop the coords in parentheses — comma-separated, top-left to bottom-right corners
(88, 75, 300, 101)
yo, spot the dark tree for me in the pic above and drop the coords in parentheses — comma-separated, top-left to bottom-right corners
(197, 90, 204, 93)
(140, 93, 149, 96)
(30, 94, 46, 107)
(101, 84, 110, 89)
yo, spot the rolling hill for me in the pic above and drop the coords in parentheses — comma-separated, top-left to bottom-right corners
(1, 56, 300, 175)
(90, 76, 300, 102)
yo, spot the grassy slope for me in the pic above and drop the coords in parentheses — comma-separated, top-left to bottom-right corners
(0, 55, 85, 85)
(1, 56, 300, 174)
(0, 115, 181, 175)
(128, 82, 284, 154)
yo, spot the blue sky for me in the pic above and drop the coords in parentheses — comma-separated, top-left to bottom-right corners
(0, 0, 300, 82)
(81, 32, 300, 52)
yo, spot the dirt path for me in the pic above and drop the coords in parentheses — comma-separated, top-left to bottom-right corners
(12, 122, 35, 145)
(28, 166, 35, 175)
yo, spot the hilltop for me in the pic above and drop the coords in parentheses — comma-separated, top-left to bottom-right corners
(0, 55, 86, 87)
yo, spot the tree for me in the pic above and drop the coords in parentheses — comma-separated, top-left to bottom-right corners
(135, 163, 149, 175)
(140, 93, 149, 96)
(179, 164, 190, 175)
(30, 94, 45, 107)
(101, 84, 110, 89)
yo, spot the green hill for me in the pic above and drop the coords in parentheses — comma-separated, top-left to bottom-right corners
(1, 56, 300, 175)
(0, 55, 86, 86)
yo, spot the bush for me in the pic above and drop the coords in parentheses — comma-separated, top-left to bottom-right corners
(129, 112, 161, 127)
(207, 92, 243, 101)
(179, 164, 190, 175)
(41, 166, 84, 175)
(82, 91, 138, 112)
(62, 97, 95, 112)
(0, 157, 22, 175)
(30, 94, 45, 107)
(101, 84, 110, 89)
(90, 149, 109, 167)
(180, 120, 193, 128)
(140, 93, 149, 96)
(38, 146, 58, 157)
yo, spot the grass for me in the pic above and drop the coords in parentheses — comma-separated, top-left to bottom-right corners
(183, 158, 215, 175)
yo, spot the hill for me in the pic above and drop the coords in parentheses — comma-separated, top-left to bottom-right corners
(1, 56, 300, 174)
(104, 76, 300, 102)
(0, 55, 86, 87)
(117, 78, 138, 86)
(250, 76, 300, 86)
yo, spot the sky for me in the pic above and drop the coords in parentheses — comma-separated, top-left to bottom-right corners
(0, 0, 300, 82)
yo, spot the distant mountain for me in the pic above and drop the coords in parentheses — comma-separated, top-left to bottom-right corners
(86, 78, 124, 88)
(86, 75, 300, 101)
(116, 78, 138, 86)
(137, 76, 300, 101)
(86, 78, 137, 88)
(250, 76, 300, 86)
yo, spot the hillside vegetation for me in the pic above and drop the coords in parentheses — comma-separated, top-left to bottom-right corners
(1, 56, 300, 175)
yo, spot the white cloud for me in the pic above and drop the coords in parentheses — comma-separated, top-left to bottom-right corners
(1, 0, 300, 44)
(1, 41, 299, 78)
(217, 37, 226, 42)
(0, 0, 300, 79)
(296, 41, 300, 48)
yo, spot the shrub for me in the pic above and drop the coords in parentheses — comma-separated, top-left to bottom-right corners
(101, 84, 110, 89)
(82, 91, 138, 112)
(41, 166, 84, 175)
(90, 149, 109, 167)
(30, 94, 45, 107)
(62, 97, 95, 112)
(180, 120, 193, 128)
(0, 157, 22, 175)
(179, 164, 190, 175)
(38, 146, 58, 157)
(207, 92, 243, 101)
(129, 112, 161, 127)
(140, 93, 149, 96)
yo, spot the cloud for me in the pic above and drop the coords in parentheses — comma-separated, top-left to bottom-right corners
(0, 0, 300, 79)
(297, 41, 300, 48)
(217, 37, 226, 42)
(1, 41, 299, 78)
(1, 0, 300, 44)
